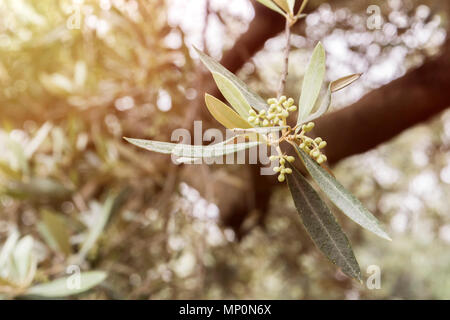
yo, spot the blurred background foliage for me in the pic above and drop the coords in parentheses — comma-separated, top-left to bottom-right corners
(0, 0, 449, 299)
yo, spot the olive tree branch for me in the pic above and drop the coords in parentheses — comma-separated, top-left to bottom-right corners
(277, 17, 291, 98)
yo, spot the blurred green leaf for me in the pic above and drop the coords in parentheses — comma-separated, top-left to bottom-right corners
(194, 47, 268, 112)
(286, 163, 361, 280)
(38, 209, 72, 255)
(25, 271, 107, 298)
(296, 147, 391, 241)
(76, 195, 116, 262)
(5, 177, 71, 200)
(297, 42, 326, 124)
(0, 231, 19, 269)
(12, 236, 35, 283)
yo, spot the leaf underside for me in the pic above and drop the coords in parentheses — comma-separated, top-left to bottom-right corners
(124, 137, 261, 159)
(286, 163, 361, 281)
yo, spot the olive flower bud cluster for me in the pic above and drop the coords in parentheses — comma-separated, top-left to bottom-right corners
(247, 96, 297, 127)
(295, 122, 328, 164)
(270, 154, 295, 182)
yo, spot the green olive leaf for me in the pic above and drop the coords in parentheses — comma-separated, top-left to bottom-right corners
(286, 163, 362, 281)
(205, 94, 252, 129)
(124, 137, 261, 159)
(212, 72, 252, 119)
(297, 42, 326, 125)
(295, 147, 391, 241)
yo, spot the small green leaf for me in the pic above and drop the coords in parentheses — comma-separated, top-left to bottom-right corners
(26, 271, 107, 298)
(125, 137, 261, 159)
(205, 94, 252, 129)
(212, 73, 252, 119)
(256, 0, 286, 16)
(286, 163, 361, 280)
(295, 147, 391, 241)
(194, 47, 268, 112)
(331, 73, 362, 92)
(297, 42, 326, 124)
(38, 209, 72, 255)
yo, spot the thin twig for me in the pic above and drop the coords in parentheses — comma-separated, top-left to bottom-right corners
(277, 18, 291, 98)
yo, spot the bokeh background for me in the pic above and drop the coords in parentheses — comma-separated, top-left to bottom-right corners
(1, 0, 450, 299)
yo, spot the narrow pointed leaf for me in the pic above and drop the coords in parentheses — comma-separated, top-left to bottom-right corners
(205, 94, 252, 129)
(212, 73, 251, 119)
(297, 42, 326, 124)
(330, 73, 362, 92)
(286, 163, 361, 280)
(26, 271, 107, 298)
(295, 147, 391, 241)
(256, 0, 286, 16)
(194, 47, 268, 111)
(124, 137, 261, 159)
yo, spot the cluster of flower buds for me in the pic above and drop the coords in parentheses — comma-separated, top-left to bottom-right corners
(247, 96, 297, 127)
(270, 154, 295, 182)
(295, 122, 328, 164)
